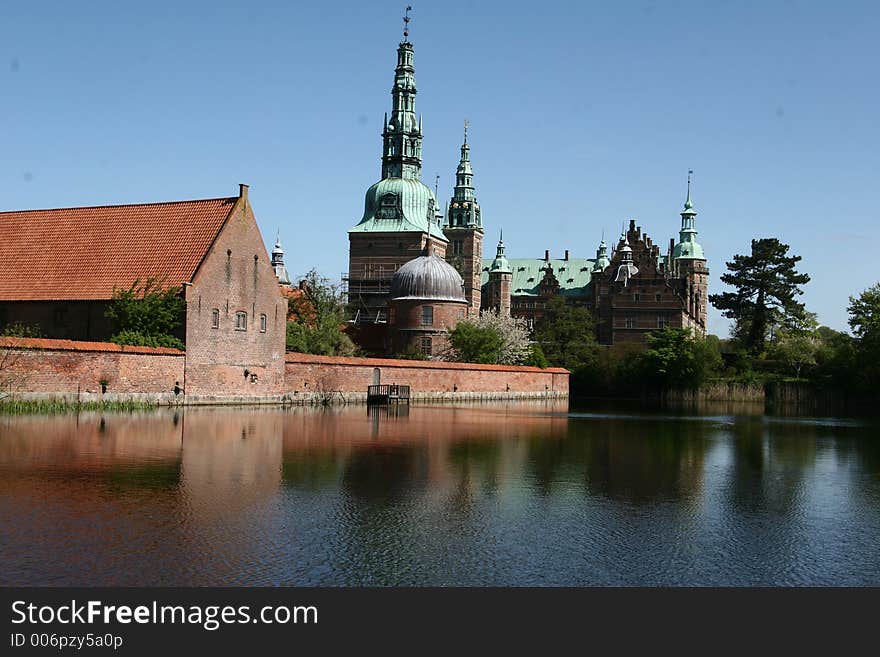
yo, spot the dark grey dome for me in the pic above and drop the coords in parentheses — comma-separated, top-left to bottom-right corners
(389, 252, 466, 302)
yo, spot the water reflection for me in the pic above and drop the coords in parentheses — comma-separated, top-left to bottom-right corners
(1, 402, 879, 586)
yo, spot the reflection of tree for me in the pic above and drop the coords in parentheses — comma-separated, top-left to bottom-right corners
(447, 439, 503, 496)
(105, 463, 181, 491)
(341, 445, 420, 502)
(727, 418, 819, 513)
(281, 449, 344, 490)
(523, 417, 709, 503)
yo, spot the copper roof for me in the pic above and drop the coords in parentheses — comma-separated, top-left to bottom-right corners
(0, 197, 236, 300)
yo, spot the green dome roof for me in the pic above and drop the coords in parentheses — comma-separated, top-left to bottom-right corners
(673, 238, 705, 260)
(349, 177, 447, 241)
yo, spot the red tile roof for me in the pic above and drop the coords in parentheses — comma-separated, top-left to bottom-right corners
(0, 197, 237, 300)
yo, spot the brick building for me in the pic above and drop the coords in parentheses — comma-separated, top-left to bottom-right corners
(482, 176, 709, 343)
(344, 19, 707, 355)
(388, 246, 468, 356)
(0, 184, 288, 395)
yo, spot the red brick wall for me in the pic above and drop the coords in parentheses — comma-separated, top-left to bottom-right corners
(184, 190, 288, 396)
(285, 353, 568, 395)
(390, 298, 467, 355)
(0, 337, 183, 395)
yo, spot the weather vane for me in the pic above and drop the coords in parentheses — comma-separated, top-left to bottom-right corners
(403, 6, 412, 40)
(434, 173, 439, 198)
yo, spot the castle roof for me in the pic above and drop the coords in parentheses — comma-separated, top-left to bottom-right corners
(0, 195, 237, 301)
(349, 177, 447, 241)
(481, 256, 596, 298)
(390, 251, 466, 302)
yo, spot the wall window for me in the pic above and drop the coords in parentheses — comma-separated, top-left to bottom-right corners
(655, 293, 662, 303)
(421, 305, 433, 326)
(259, 314, 267, 333)
(420, 336, 432, 355)
(624, 313, 636, 329)
(211, 308, 220, 329)
(235, 311, 247, 331)
(633, 293, 641, 302)
(657, 315, 669, 329)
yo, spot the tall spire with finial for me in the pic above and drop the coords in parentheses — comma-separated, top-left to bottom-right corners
(381, 6, 421, 180)
(445, 119, 480, 228)
(673, 169, 705, 260)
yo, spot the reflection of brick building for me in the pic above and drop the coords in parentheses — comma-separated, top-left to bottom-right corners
(0, 184, 289, 395)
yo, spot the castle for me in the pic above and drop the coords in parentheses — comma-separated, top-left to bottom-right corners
(346, 17, 708, 357)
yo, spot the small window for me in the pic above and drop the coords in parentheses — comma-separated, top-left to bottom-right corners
(421, 305, 433, 326)
(655, 293, 662, 303)
(625, 313, 636, 329)
(657, 315, 669, 329)
(633, 293, 641, 302)
(420, 336, 432, 355)
(211, 308, 220, 329)
(235, 311, 247, 331)
(259, 314, 267, 333)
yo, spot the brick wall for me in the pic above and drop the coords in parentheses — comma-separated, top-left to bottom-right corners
(0, 337, 183, 395)
(183, 188, 288, 396)
(390, 298, 467, 356)
(285, 353, 568, 396)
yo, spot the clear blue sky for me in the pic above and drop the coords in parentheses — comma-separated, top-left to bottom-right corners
(3, 1, 878, 335)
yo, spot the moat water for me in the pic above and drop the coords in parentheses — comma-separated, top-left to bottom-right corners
(1, 401, 879, 586)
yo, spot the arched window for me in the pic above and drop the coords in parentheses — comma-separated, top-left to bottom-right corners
(235, 311, 247, 331)
(259, 314, 267, 333)
(211, 308, 220, 329)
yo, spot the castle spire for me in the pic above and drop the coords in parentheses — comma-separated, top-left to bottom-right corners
(271, 232, 291, 286)
(381, 7, 421, 180)
(673, 170, 706, 260)
(490, 230, 511, 273)
(445, 120, 480, 227)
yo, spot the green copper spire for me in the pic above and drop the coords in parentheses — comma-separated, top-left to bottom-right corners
(592, 236, 611, 272)
(673, 170, 705, 260)
(445, 120, 482, 228)
(381, 7, 422, 180)
(489, 230, 511, 273)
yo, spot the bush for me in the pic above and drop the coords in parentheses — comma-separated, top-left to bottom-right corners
(109, 330, 184, 350)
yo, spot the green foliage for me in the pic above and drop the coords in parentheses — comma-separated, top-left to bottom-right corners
(109, 330, 184, 350)
(286, 270, 357, 356)
(447, 322, 506, 364)
(1, 322, 42, 338)
(641, 327, 722, 389)
(106, 278, 185, 349)
(709, 238, 810, 354)
(533, 296, 599, 370)
(847, 283, 880, 388)
(524, 344, 549, 368)
(766, 329, 819, 379)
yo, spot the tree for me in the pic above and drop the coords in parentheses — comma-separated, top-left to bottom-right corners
(641, 327, 722, 389)
(286, 270, 356, 356)
(446, 322, 505, 364)
(106, 278, 186, 350)
(444, 309, 531, 365)
(847, 283, 880, 387)
(709, 238, 811, 354)
(767, 329, 819, 379)
(533, 296, 599, 370)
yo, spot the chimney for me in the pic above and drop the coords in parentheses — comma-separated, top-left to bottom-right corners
(564, 249, 570, 260)
(669, 238, 675, 253)
(545, 249, 550, 261)
(239, 183, 249, 199)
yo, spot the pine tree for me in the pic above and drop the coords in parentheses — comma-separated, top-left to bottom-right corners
(709, 238, 810, 353)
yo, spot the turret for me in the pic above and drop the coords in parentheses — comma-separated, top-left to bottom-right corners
(486, 231, 512, 316)
(271, 232, 291, 287)
(381, 8, 422, 181)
